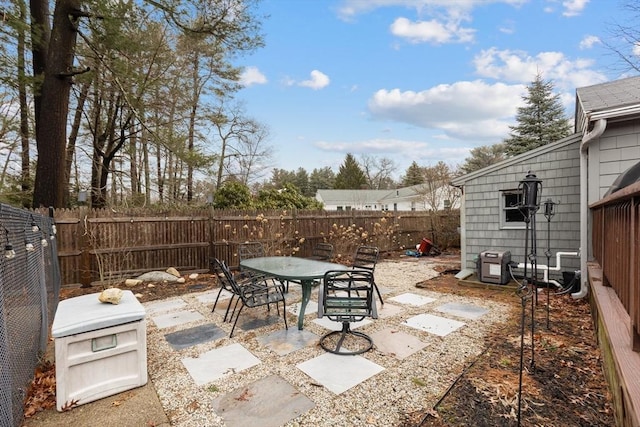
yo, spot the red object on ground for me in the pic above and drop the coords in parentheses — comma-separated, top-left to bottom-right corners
(418, 238, 433, 255)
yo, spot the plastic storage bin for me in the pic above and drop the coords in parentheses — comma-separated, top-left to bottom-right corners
(51, 290, 147, 411)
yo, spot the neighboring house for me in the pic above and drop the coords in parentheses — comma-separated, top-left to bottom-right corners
(452, 75, 640, 284)
(316, 184, 460, 211)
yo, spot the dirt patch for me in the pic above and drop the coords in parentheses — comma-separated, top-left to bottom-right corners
(404, 271, 614, 426)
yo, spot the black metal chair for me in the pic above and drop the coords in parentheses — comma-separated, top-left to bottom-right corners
(211, 257, 288, 338)
(318, 269, 377, 355)
(210, 257, 238, 322)
(239, 241, 290, 293)
(352, 245, 384, 305)
(309, 242, 334, 261)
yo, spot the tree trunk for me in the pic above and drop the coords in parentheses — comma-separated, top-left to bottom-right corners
(18, 0, 31, 207)
(31, 0, 82, 208)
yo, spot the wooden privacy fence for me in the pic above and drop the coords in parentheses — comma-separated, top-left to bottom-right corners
(52, 207, 460, 287)
(590, 180, 640, 348)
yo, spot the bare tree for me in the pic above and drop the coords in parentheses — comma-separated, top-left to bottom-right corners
(211, 102, 272, 189)
(359, 154, 397, 189)
(603, 1, 640, 74)
(413, 161, 461, 211)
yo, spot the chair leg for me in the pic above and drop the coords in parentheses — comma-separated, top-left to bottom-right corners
(229, 304, 245, 338)
(282, 299, 288, 330)
(212, 287, 224, 313)
(373, 281, 384, 305)
(222, 295, 236, 322)
(319, 322, 373, 355)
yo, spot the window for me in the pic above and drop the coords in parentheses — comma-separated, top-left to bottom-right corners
(501, 189, 526, 228)
(411, 201, 416, 211)
(337, 206, 343, 211)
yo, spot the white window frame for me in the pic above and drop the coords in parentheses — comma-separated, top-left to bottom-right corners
(500, 189, 526, 229)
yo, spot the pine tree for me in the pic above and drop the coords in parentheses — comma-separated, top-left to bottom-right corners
(504, 74, 571, 156)
(334, 154, 367, 189)
(460, 143, 506, 174)
(402, 161, 425, 186)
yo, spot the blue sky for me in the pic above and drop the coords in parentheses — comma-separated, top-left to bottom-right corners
(234, 0, 635, 180)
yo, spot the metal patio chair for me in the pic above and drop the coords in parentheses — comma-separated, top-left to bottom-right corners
(352, 245, 384, 305)
(212, 257, 288, 338)
(239, 241, 290, 293)
(309, 242, 334, 261)
(317, 269, 377, 355)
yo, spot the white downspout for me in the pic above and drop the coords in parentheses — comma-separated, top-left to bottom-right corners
(573, 118, 607, 299)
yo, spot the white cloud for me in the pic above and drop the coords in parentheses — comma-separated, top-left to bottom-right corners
(337, 0, 528, 20)
(390, 17, 475, 44)
(315, 137, 471, 167)
(367, 80, 525, 141)
(239, 66, 267, 87)
(579, 35, 600, 50)
(299, 70, 331, 90)
(562, 0, 589, 17)
(633, 42, 640, 58)
(472, 47, 607, 90)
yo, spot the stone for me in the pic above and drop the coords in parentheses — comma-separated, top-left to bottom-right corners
(189, 273, 199, 280)
(177, 277, 186, 283)
(137, 271, 180, 282)
(125, 279, 143, 287)
(166, 267, 180, 277)
(98, 288, 124, 304)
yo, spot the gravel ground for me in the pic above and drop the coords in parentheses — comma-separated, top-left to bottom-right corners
(145, 259, 513, 426)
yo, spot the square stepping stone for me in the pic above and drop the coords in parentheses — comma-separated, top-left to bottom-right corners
(182, 343, 260, 386)
(256, 329, 318, 356)
(238, 311, 287, 332)
(288, 300, 318, 317)
(370, 328, 428, 359)
(403, 313, 465, 337)
(436, 302, 489, 320)
(376, 302, 403, 318)
(164, 323, 226, 350)
(312, 317, 372, 331)
(297, 352, 384, 394)
(196, 289, 232, 305)
(212, 375, 315, 427)
(151, 310, 205, 329)
(144, 298, 187, 315)
(389, 293, 436, 306)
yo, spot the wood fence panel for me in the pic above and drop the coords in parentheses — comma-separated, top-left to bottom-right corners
(53, 208, 459, 287)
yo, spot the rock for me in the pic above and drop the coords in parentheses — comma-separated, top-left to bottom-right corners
(98, 288, 124, 304)
(137, 271, 180, 282)
(125, 279, 143, 287)
(166, 267, 180, 277)
(134, 293, 143, 299)
(177, 277, 186, 283)
(147, 283, 155, 288)
(189, 273, 199, 280)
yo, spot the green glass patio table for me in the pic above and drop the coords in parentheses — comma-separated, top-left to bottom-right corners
(239, 256, 350, 330)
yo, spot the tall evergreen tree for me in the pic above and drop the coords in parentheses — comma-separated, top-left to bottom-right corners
(401, 161, 425, 186)
(460, 143, 506, 174)
(334, 153, 367, 189)
(309, 167, 335, 194)
(504, 74, 571, 157)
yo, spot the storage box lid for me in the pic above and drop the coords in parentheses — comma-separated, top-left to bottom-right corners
(52, 290, 145, 337)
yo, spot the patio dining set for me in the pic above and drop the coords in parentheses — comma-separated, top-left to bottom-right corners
(210, 242, 383, 355)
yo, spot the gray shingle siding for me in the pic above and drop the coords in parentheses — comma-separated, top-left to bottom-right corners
(589, 119, 640, 203)
(454, 135, 582, 277)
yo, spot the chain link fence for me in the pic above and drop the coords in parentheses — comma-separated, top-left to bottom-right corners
(0, 204, 60, 427)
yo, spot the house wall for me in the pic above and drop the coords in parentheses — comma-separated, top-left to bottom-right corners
(460, 139, 582, 278)
(588, 119, 640, 204)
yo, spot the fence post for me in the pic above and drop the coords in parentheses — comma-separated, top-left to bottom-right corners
(79, 207, 92, 286)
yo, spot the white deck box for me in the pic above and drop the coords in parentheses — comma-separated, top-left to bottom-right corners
(51, 290, 147, 411)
